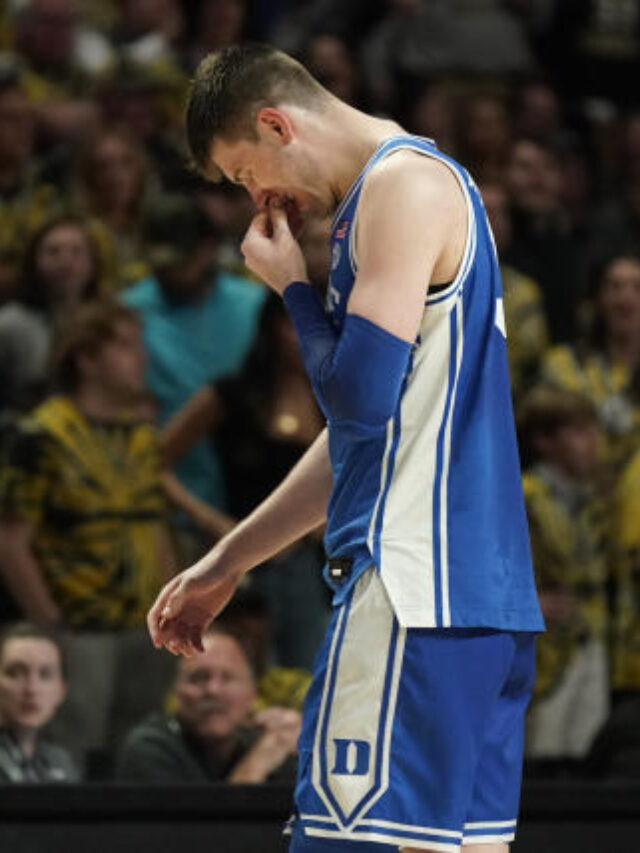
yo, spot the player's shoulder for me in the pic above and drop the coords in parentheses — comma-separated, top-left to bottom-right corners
(365, 146, 459, 198)
(359, 147, 463, 234)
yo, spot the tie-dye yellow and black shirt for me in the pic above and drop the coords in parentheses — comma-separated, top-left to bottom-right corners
(0, 396, 168, 629)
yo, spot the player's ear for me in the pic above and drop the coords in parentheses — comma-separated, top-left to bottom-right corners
(256, 107, 293, 146)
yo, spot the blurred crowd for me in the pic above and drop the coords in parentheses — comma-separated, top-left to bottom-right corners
(0, 0, 639, 786)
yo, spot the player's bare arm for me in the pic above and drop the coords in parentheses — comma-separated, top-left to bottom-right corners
(348, 151, 467, 340)
(147, 428, 331, 656)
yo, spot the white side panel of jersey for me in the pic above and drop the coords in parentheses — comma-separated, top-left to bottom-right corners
(376, 303, 453, 628)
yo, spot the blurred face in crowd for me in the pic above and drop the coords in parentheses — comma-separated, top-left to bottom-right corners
(101, 87, 160, 142)
(537, 418, 602, 481)
(18, 0, 76, 71)
(598, 256, 640, 342)
(121, 0, 182, 39)
(159, 238, 219, 302)
(80, 317, 147, 402)
(517, 83, 561, 139)
(86, 133, 145, 217)
(199, 185, 253, 241)
(506, 140, 561, 215)
(465, 96, 510, 162)
(479, 183, 512, 254)
(0, 637, 66, 732)
(0, 86, 34, 170)
(175, 633, 256, 740)
(305, 35, 358, 106)
(36, 224, 95, 307)
(198, 0, 245, 50)
(409, 84, 457, 153)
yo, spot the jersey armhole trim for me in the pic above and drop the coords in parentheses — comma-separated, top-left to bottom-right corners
(346, 142, 477, 305)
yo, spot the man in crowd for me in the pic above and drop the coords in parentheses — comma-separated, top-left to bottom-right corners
(117, 625, 300, 783)
(122, 196, 264, 524)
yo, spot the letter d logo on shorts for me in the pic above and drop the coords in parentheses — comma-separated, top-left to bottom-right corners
(332, 738, 371, 776)
(312, 573, 406, 828)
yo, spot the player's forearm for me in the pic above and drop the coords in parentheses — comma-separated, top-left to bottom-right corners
(0, 525, 62, 626)
(283, 283, 411, 428)
(195, 429, 331, 578)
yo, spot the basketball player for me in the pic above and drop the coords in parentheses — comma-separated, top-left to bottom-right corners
(148, 44, 544, 853)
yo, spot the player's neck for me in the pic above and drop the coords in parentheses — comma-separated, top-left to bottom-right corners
(318, 99, 404, 208)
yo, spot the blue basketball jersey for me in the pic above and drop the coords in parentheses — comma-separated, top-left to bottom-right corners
(322, 134, 544, 632)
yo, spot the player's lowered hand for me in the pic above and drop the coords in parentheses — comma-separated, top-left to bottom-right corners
(241, 205, 308, 294)
(147, 561, 242, 657)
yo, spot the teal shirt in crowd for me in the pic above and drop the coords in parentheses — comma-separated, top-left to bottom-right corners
(122, 272, 265, 509)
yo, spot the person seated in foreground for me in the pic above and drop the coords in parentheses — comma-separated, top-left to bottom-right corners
(0, 621, 78, 782)
(116, 625, 300, 784)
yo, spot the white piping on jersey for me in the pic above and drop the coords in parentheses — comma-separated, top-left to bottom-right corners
(438, 297, 465, 627)
(366, 417, 394, 554)
(464, 820, 517, 829)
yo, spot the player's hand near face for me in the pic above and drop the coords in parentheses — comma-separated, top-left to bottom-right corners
(241, 205, 309, 294)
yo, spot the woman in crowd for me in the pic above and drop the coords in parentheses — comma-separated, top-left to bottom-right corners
(541, 251, 640, 470)
(0, 213, 101, 415)
(74, 127, 157, 290)
(162, 294, 328, 671)
(0, 622, 77, 783)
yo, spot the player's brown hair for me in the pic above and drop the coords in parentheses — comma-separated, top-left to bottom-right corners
(50, 299, 141, 394)
(186, 43, 328, 180)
